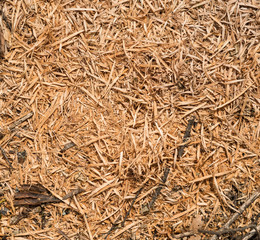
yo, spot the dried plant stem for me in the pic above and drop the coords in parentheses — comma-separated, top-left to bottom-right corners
(178, 118, 196, 157)
(200, 224, 258, 235)
(149, 168, 170, 209)
(8, 112, 33, 130)
(122, 186, 143, 227)
(0, 145, 12, 169)
(210, 189, 260, 240)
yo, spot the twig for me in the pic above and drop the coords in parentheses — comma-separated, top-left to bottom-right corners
(210, 189, 260, 240)
(104, 223, 119, 239)
(242, 225, 260, 240)
(104, 187, 143, 239)
(178, 118, 196, 157)
(121, 187, 143, 227)
(104, 215, 122, 239)
(172, 224, 260, 239)
(149, 167, 170, 209)
(200, 224, 257, 235)
(8, 112, 34, 130)
(0, 145, 13, 169)
(0, 24, 4, 58)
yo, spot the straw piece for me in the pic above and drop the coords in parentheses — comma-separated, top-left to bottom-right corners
(64, 8, 97, 12)
(14, 229, 52, 237)
(80, 86, 104, 107)
(86, 179, 116, 199)
(36, 95, 61, 132)
(165, 205, 197, 221)
(190, 170, 235, 184)
(111, 221, 141, 239)
(51, 30, 85, 47)
(181, 103, 207, 119)
(214, 85, 253, 110)
(80, 135, 110, 148)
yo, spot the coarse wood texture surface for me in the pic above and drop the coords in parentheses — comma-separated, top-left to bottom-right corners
(0, 0, 259, 239)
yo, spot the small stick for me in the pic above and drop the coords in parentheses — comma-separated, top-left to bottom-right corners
(210, 189, 260, 240)
(104, 223, 120, 239)
(242, 225, 260, 240)
(149, 168, 170, 209)
(104, 187, 143, 238)
(199, 224, 257, 235)
(0, 145, 13, 169)
(178, 118, 196, 157)
(214, 84, 252, 110)
(8, 112, 34, 130)
(121, 187, 143, 227)
(172, 224, 259, 239)
(0, 25, 4, 58)
(104, 215, 122, 239)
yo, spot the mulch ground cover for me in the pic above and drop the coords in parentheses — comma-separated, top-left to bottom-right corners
(0, 0, 259, 239)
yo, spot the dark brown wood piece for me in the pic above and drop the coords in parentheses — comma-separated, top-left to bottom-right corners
(178, 118, 196, 157)
(148, 167, 170, 209)
(60, 142, 76, 153)
(0, 145, 13, 169)
(9, 112, 34, 130)
(121, 186, 143, 227)
(14, 196, 61, 206)
(0, 23, 4, 58)
(14, 184, 61, 206)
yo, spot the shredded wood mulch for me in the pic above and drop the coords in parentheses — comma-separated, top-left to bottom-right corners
(0, 0, 259, 239)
